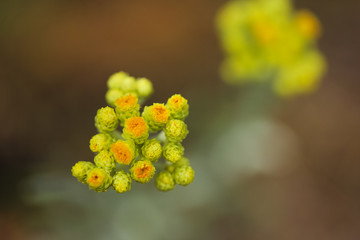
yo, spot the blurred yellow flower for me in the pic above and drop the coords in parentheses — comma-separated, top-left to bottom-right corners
(216, 0, 326, 96)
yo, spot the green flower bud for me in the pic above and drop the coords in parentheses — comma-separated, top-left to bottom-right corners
(141, 139, 162, 162)
(173, 165, 194, 186)
(107, 71, 129, 89)
(105, 88, 123, 107)
(86, 167, 113, 192)
(94, 150, 116, 173)
(142, 103, 170, 132)
(130, 160, 156, 183)
(174, 157, 190, 167)
(114, 94, 140, 126)
(89, 133, 113, 153)
(112, 170, 132, 193)
(155, 171, 175, 192)
(162, 142, 184, 163)
(122, 116, 149, 144)
(165, 164, 176, 173)
(121, 76, 137, 93)
(95, 107, 118, 133)
(136, 78, 153, 98)
(71, 161, 95, 184)
(164, 119, 188, 143)
(165, 158, 190, 173)
(110, 140, 137, 165)
(166, 94, 189, 120)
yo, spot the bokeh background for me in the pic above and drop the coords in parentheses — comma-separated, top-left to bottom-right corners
(1, 0, 360, 239)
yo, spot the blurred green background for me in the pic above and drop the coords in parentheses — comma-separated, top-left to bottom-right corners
(1, 0, 360, 239)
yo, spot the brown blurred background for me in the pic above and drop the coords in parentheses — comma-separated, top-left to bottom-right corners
(1, 0, 360, 239)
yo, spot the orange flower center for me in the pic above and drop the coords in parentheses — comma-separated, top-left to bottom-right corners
(169, 95, 184, 109)
(134, 163, 154, 179)
(111, 141, 133, 164)
(295, 10, 320, 39)
(88, 172, 104, 187)
(125, 117, 148, 137)
(151, 104, 169, 123)
(115, 94, 137, 110)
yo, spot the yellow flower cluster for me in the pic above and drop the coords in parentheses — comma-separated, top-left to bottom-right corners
(217, 0, 327, 96)
(71, 72, 194, 193)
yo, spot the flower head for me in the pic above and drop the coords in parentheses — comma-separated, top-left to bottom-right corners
(164, 119, 188, 143)
(166, 94, 189, 120)
(163, 142, 184, 163)
(89, 133, 113, 153)
(120, 76, 137, 93)
(110, 140, 136, 165)
(122, 116, 149, 144)
(151, 104, 169, 123)
(274, 50, 326, 96)
(71, 161, 95, 184)
(136, 78, 153, 98)
(115, 93, 138, 110)
(107, 71, 129, 89)
(142, 139, 162, 162)
(216, 0, 326, 97)
(86, 167, 113, 192)
(130, 160, 156, 183)
(173, 165, 195, 186)
(105, 88, 123, 107)
(155, 171, 175, 191)
(142, 103, 169, 132)
(165, 157, 190, 173)
(95, 107, 118, 133)
(112, 170, 132, 193)
(94, 150, 116, 173)
(114, 94, 140, 126)
(295, 10, 321, 40)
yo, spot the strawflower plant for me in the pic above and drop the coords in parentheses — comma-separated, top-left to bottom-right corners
(217, 0, 327, 96)
(71, 72, 194, 193)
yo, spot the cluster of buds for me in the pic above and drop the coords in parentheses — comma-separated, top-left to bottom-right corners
(71, 72, 194, 193)
(217, 0, 327, 97)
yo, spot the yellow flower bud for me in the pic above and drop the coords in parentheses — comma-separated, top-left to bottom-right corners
(155, 171, 175, 192)
(114, 94, 140, 126)
(89, 133, 113, 153)
(122, 116, 149, 144)
(295, 10, 321, 40)
(164, 119, 188, 143)
(86, 168, 113, 192)
(173, 165, 195, 186)
(142, 139, 162, 162)
(95, 107, 118, 133)
(71, 161, 95, 184)
(112, 170, 132, 193)
(110, 140, 137, 165)
(162, 142, 184, 163)
(136, 78, 153, 98)
(130, 160, 156, 183)
(107, 71, 128, 89)
(105, 88, 123, 107)
(94, 150, 116, 173)
(166, 94, 189, 120)
(142, 103, 169, 132)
